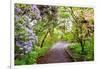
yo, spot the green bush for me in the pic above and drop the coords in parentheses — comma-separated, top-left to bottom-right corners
(68, 38, 94, 61)
(63, 33, 74, 42)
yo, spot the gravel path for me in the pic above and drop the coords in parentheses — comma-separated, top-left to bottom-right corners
(37, 41, 73, 64)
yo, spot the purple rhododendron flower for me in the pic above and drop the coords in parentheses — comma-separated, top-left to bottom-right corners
(25, 40, 33, 47)
(16, 8, 22, 13)
(15, 15, 19, 21)
(32, 4, 41, 19)
(16, 40, 33, 53)
(15, 5, 39, 53)
(26, 27, 33, 33)
(16, 41, 26, 47)
(36, 14, 42, 19)
(32, 4, 37, 11)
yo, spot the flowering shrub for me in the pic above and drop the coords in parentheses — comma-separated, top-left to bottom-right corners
(15, 4, 41, 55)
(15, 4, 94, 65)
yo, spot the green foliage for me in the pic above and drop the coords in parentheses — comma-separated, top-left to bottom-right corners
(58, 7, 70, 18)
(15, 34, 55, 65)
(15, 59, 26, 65)
(68, 37, 94, 61)
(15, 4, 94, 65)
(63, 32, 74, 42)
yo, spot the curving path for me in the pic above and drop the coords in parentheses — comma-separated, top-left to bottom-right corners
(37, 41, 73, 64)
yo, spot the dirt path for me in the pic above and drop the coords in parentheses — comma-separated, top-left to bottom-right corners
(37, 41, 73, 64)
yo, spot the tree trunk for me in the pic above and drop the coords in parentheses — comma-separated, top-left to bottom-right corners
(40, 29, 50, 48)
(80, 40, 84, 53)
(80, 40, 85, 61)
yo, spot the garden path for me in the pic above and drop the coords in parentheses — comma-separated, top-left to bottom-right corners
(37, 41, 72, 64)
